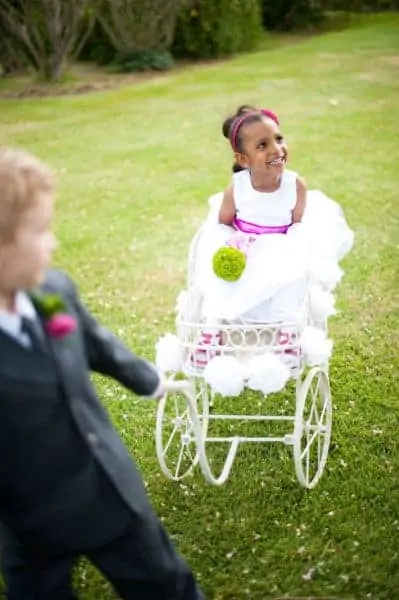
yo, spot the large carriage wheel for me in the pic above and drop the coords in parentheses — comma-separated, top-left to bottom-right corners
(156, 378, 210, 481)
(293, 366, 332, 489)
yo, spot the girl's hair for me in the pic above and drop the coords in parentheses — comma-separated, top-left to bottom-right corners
(222, 104, 279, 172)
(0, 148, 54, 243)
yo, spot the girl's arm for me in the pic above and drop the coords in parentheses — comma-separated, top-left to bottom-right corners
(292, 176, 307, 223)
(219, 184, 236, 226)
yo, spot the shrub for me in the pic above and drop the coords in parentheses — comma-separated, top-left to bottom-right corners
(324, 0, 399, 9)
(111, 50, 174, 73)
(0, 0, 95, 80)
(98, 0, 184, 54)
(172, 0, 263, 59)
(78, 20, 115, 65)
(261, 0, 325, 31)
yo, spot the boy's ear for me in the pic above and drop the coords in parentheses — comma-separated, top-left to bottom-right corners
(234, 151, 248, 169)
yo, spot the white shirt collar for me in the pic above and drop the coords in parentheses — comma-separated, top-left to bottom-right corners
(0, 292, 37, 340)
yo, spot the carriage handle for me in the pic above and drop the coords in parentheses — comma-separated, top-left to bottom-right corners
(163, 379, 195, 396)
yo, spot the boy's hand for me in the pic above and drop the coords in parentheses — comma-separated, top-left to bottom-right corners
(149, 378, 194, 402)
(149, 373, 166, 401)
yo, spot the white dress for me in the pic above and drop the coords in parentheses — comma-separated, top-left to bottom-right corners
(194, 168, 354, 323)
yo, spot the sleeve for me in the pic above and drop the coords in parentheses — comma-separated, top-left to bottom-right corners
(60, 272, 162, 398)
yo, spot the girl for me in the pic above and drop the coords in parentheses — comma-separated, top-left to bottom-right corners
(194, 104, 354, 323)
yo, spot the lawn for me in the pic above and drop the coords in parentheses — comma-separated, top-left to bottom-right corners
(0, 13, 398, 600)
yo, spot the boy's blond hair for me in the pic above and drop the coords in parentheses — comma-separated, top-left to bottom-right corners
(0, 148, 54, 243)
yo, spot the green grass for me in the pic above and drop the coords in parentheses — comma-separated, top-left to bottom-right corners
(1, 13, 399, 600)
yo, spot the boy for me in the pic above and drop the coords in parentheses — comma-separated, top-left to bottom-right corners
(0, 148, 204, 600)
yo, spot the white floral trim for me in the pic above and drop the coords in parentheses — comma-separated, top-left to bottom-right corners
(203, 352, 290, 397)
(204, 356, 245, 397)
(300, 326, 333, 366)
(155, 333, 182, 373)
(246, 353, 291, 394)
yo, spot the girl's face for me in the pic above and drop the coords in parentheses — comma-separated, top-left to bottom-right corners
(235, 117, 288, 177)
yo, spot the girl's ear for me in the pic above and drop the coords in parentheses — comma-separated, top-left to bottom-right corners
(234, 151, 248, 169)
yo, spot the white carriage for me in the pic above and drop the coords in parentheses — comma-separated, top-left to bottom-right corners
(156, 222, 334, 489)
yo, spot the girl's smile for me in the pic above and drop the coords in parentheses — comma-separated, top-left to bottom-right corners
(267, 156, 286, 168)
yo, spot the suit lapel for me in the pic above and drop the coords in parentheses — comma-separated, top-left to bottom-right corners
(29, 286, 86, 399)
(0, 326, 29, 354)
(0, 326, 52, 379)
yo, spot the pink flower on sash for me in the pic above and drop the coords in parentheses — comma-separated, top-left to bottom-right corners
(226, 232, 255, 255)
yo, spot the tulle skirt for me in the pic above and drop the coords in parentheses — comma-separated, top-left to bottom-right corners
(193, 190, 354, 322)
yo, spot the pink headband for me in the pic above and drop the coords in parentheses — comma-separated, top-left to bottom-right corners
(229, 109, 280, 152)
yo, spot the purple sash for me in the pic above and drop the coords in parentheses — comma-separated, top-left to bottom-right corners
(233, 216, 291, 235)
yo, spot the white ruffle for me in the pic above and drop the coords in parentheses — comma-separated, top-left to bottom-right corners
(175, 287, 203, 322)
(311, 257, 343, 292)
(300, 326, 333, 366)
(175, 290, 189, 317)
(155, 333, 182, 373)
(309, 285, 336, 321)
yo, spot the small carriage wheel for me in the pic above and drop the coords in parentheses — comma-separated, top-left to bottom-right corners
(294, 367, 332, 489)
(156, 378, 210, 481)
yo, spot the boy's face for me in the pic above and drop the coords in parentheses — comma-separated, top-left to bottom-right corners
(0, 192, 56, 294)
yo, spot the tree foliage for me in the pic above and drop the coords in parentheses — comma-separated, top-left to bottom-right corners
(97, 0, 187, 54)
(0, 0, 96, 80)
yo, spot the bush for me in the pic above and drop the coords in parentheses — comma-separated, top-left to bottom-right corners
(0, 30, 25, 75)
(0, 0, 95, 80)
(78, 20, 115, 65)
(324, 0, 399, 9)
(261, 0, 325, 31)
(172, 0, 263, 59)
(98, 0, 184, 54)
(111, 50, 174, 73)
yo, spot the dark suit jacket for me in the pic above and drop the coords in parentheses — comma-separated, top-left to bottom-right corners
(0, 269, 161, 548)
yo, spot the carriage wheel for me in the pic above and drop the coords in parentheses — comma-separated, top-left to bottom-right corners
(294, 367, 332, 489)
(156, 378, 210, 481)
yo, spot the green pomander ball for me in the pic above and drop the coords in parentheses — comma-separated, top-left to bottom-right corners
(212, 246, 246, 282)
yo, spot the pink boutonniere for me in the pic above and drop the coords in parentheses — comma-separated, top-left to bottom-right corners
(46, 313, 77, 339)
(31, 292, 77, 340)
